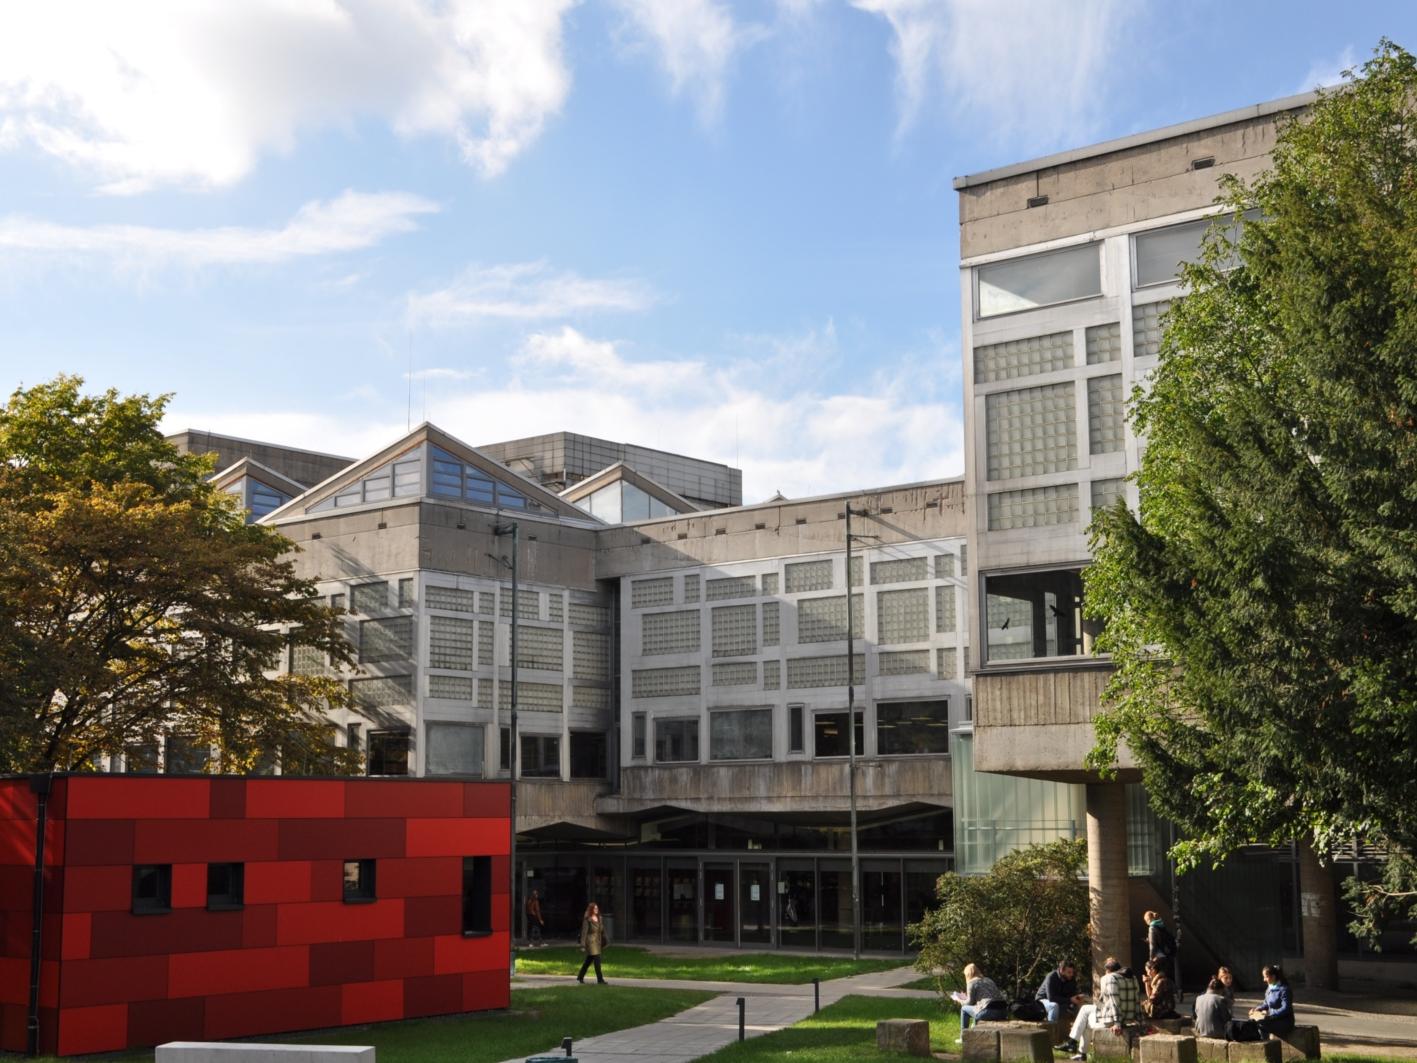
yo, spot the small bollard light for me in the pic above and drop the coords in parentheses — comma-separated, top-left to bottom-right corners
(813, 978, 820, 1013)
(737, 996, 746, 1041)
(561, 1035, 574, 1057)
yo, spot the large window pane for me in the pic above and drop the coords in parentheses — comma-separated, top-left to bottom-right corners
(778, 862, 815, 949)
(977, 243, 1101, 318)
(367, 731, 410, 776)
(425, 722, 484, 776)
(813, 711, 863, 758)
(709, 708, 772, 761)
(877, 700, 950, 755)
(570, 731, 607, 779)
(520, 734, 560, 778)
(654, 717, 699, 763)
(1134, 218, 1211, 287)
(984, 568, 1101, 662)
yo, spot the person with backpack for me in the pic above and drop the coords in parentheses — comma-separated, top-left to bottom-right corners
(953, 963, 1009, 1039)
(1144, 910, 1177, 979)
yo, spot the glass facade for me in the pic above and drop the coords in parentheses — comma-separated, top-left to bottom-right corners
(983, 567, 1100, 662)
(575, 479, 678, 522)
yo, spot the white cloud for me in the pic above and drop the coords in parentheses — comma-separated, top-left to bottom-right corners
(850, 0, 1134, 147)
(406, 262, 655, 327)
(0, 0, 575, 192)
(1296, 46, 1357, 94)
(612, 0, 766, 125)
(0, 191, 436, 270)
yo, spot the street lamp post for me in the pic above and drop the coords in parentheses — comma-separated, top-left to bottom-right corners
(492, 522, 519, 977)
(845, 504, 862, 960)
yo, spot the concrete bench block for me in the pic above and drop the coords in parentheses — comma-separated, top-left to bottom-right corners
(1154, 1019, 1191, 1035)
(962, 1026, 1001, 1062)
(1090, 1027, 1135, 1063)
(156, 1044, 375, 1063)
(876, 1019, 931, 1057)
(1227, 1040, 1282, 1063)
(1270, 1025, 1320, 1061)
(1139, 1033, 1198, 1063)
(997, 1025, 1051, 1063)
(1196, 1037, 1229, 1063)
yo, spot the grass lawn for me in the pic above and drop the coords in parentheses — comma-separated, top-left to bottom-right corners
(901, 974, 946, 992)
(698, 993, 957, 1061)
(513, 945, 905, 984)
(21, 985, 713, 1063)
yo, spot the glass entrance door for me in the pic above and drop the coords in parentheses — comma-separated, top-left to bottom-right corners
(629, 861, 663, 941)
(703, 863, 735, 943)
(778, 860, 816, 950)
(863, 862, 903, 951)
(667, 862, 698, 943)
(739, 862, 772, 945)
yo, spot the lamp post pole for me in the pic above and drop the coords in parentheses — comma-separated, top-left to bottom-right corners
(493, 522, 519, 977)
(845, 504, 862, 961)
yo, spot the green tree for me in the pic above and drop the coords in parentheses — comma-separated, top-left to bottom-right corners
(909, 839, 1089, 1002)
(1085, 42, 1417, 943)
(0, 375, 358, 774)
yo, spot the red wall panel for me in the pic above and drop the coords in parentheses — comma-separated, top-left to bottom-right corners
(275, 899, 405, 946)
(55, 1002, 126, 1057)
(341, 977, 404, 1026)
(168, 945, 311, 998)
(202, 984, 342, 1042)
(345, 780, 464, 819)
(244, 779, 345, 819)
(66, 777, 211, 820)
(244, 859, 313, 904)
(405, 817, 506, 858)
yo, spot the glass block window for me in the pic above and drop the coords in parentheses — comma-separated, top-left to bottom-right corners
(711, 604, 757, 657)
(500, 589, 540, 621)
(683, 574, 700, 604)
(797, 594, 863, 644)
(711, 661, 758, 686)
(477, 621, 494, 667)
(1088, 374, 1125, 454)
(422, 725, 484, 776)
(476, 591, 494, 615)
(934, 553, 955, 579)
(761, 572, 779, 596)
(784, 560, 832, 594)
(426, 585, 476, 613)
(974, 331, 1073, 384)
(654, 717, 699, 762)
(935, 585, 957, 633)
(290, 642, 326, 676)
(398, 578, 415, 608)
(516, 626, 563, 671)
(498, 681, 563, 712)
(762, 601, 780, 646)
(976, 243, 1100, 319)
(360, 617, 412, 663)
(1091, 477, 1126, 514)
(547, 593, 564, 623)
(879, 649, 930, 676)
(936, 647, 958, 679)
(848, 555, 863, 588)
(573, 630, 610, 680)
(351, 674, 413, 710)
(572, 685, 609, 710)
(428, 674, 474, 700)
(709, 708, 772, 761)
(763, 659, 781, 689)
(877, 588, 929, 644)
(707, 575, 756, 601)
(632, 666, 700, 698)
(786, 654, 864, 689)
(1086, 322, 1122, 364)
(569, 602, 608, 628)
(987, 484, 1080, 530)
(476, 678, 493, 709)
(1132, 299, 1171, 359)
(429, 615, 475, 670)
(985, 382, 1078, 481)
(632, 577, 675, 609)
(960, 544, 968, 576)
(641, 611, 700, 656)
(870, 557, 928, 585)
(350, 581, 388, 615)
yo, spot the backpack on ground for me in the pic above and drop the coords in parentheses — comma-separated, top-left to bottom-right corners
(1011, 1000, 1047, 1022)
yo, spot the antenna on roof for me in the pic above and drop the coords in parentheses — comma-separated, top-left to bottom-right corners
(407, 329, 415, 431)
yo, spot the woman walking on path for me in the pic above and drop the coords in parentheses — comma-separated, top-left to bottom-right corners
(577, 902, 609, 985)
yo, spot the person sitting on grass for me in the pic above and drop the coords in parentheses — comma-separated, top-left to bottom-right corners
(1194, 978, 1232, 1040)
(1037, 960, 1087, 1024)
(1057, 956, 1140, 1061)
(953, 963, 1008, 1038)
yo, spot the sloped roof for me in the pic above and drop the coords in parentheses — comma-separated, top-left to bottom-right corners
(558, 460, 700, 516)
(210, 457, 306, 499)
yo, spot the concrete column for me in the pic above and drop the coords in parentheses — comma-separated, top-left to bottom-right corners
(1087, 782, 1131, 976)
(1296, 838, 1339, 990)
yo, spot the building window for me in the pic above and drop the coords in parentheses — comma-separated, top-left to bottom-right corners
(425, 722, 485, 777)
(132, 864, 172, 914)
(520, 734, 560, 778)
(347, 722, 362, 752)
(207, 862, 245, 910)
(124, 741, 159, 774)
(813, 711, 863, 759)
(343, 859, 376, 903)
(709, 708, 772, 761)
(876, 700, 950, 755)
(367, 731, 411, 776)
(788, 703, 805, 754)
(164, 733, 208, 774)
(350, 581, 388, 615)
(570, 731, 607, 779)
(984, 567, 1101, 662)
(975, 242, 1101, 318)
(398, 577, 415, 608)
(654, 717, 699, 763)
(631, 712, 647, 760)
(499, 726, 512, 773)
(463, 856, 493, 935)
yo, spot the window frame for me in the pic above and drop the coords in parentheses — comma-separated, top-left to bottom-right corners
(653, 716, 701, 764)
(974, 242, 1102, 320)
(343, 858, 377, 904)
(206, 862, 245, 911)
(132, 864, 173, 915)
(462, 856, 493, 936)
(812, 710, 864, 760)
(708, 707, 774, 762)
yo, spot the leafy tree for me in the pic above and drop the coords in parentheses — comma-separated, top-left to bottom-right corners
(1085, 41, 1417, 944)
(0, 375, 358, 774)
(909, 839, 1089, 1002)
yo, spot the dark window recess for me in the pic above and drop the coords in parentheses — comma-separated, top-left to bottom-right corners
(132, 864, 172, 914)
(788, 703, 805, 754)
(569, 731, 607, 779)
(499, 726, 512, 773)
(207, 862, 245, 909)
(520, 735, 560, 778)
(367, 731, 411, 776)
(164, 733, 209, 773)
(462, 856, 493, 935)
(631, 712, 647, 760)
(124, 741, 159, 774)
(347, 722, 362, 751)
(343, 859, 377, 903)
(813, 711, 864, 759)
(654, 717, 699, 763)
(876, 699, 951, 755)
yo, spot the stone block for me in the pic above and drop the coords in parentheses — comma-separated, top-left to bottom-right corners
(876, 1019, 931, 1057)
(997, 1025, 1051, 1063)
(1090, 1027, 1135, 1063)
(1227, 1040, 1282, 1063)
(1139, 1033, 1198, 1063)
(1195, 1038, 1229, 1063)
(1270, 1026, 1321, 1061)
(963, 1026, 1001, 1062)
(1154, 1019, 1191, 1035)
(156, 1046, 375, 1063)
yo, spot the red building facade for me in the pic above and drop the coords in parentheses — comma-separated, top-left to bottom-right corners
(0, 775, 511, 1056)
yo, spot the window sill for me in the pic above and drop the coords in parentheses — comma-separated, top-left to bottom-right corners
(206, 902, 245, 912)
(131, 907, 171, 916)
(342, 896, 378, 905)
(462, 929, 494, 938)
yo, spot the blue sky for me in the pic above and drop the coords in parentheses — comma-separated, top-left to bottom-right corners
(1, 2, 1411, 502)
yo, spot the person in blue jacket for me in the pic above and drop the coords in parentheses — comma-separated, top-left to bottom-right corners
(1228, 964, 1294, 1041)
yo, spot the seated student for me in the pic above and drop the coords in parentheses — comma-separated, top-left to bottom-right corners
(954, 963, 1008, 1037)
(1037, 960, 1087, 1024)
(1228, 965, 1294, 1042)
(1215, 966, 1237, 1009)
(1141, 959, 1180, 1021)
(1193, 978, 1232, 1040)
(1058, 957, 1141, 1060)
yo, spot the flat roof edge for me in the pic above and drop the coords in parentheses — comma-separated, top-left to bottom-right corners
(952, 90, 1318, 191)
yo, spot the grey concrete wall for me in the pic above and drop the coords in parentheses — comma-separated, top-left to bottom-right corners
(518, 779, 623, 835)
(169, 429, 353, 488)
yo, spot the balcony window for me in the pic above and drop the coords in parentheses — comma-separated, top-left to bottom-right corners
(976, 243, 1100, 318)
(984, 567, 1102, 663)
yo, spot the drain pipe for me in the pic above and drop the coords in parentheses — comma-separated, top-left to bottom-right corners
(26, 774, 54, 1058)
